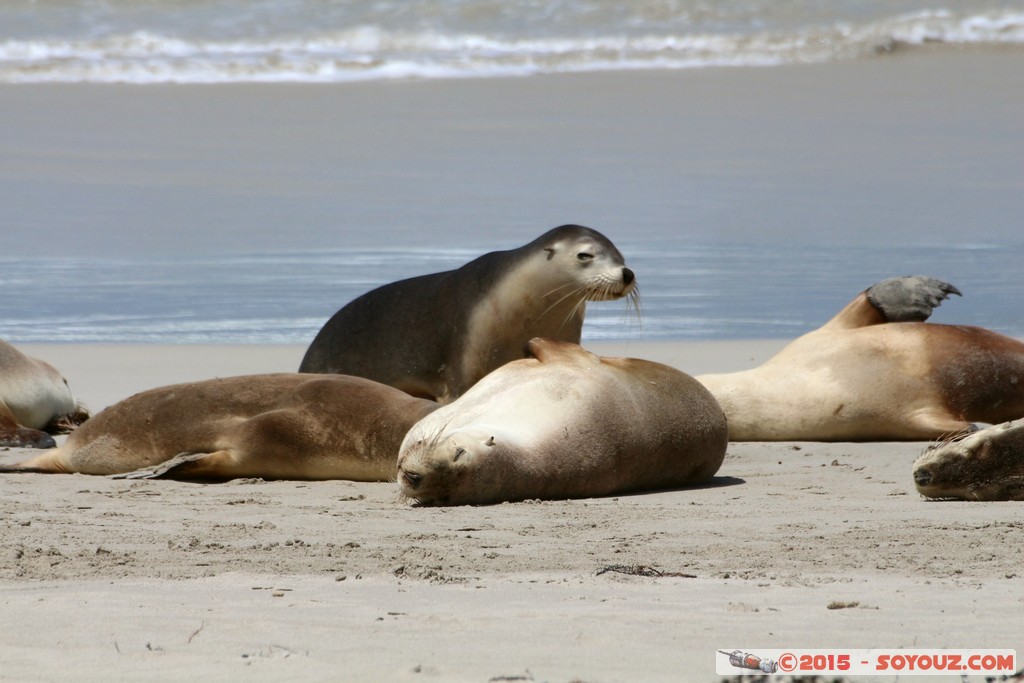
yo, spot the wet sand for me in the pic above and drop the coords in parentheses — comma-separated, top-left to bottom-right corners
(2, 48, 1022, 261)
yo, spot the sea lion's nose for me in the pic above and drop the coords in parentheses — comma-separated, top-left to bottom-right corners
(622, 267, 635, 285)
(913, 468, 932, 487)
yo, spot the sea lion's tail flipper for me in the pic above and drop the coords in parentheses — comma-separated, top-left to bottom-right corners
(0, 428, 57, 450)
(0, 463, 61, 474)
(525, 337, 600, 366)
(112, 451, 229, 481)
(865, 276, 961, 322)
(824, 276, 961, 330)
(0, 403, 58, 449)
(0, 448, 66, 473)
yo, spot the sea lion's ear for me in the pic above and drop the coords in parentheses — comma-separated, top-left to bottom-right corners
(544, 247, 555, 260)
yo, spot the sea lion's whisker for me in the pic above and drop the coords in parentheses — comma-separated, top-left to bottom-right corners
(538, 285, 588, 321)
(426, 423, 446, 452)
(541, 281, 584, 299)
(557, 297, 589, 335)
(623, 287, 643, 329)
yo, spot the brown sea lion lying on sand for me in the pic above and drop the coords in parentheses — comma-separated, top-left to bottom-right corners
(1, 373, 436, 481)
(696, 276, 1024, 441)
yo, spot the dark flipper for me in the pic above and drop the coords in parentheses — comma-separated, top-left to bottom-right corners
(0, 403, 56, 449)
(865, 276, 961, 323)
(0, 465, 59, 474)
(110, 452, 212, 480)
(0, 424, 57, 449)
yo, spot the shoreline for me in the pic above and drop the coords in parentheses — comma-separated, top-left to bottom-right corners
(1, 41, 1020, 87)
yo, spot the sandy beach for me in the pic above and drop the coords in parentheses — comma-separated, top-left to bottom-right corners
(1, 340, 1020, 682)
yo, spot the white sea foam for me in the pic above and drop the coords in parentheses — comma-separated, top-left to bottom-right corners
(0, 10, 1021, 83)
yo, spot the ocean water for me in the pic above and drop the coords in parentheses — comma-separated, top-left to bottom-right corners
(1, 1, 1022, 345)
(0, 0, 1021, 83)
(1, 242, 1021, 345)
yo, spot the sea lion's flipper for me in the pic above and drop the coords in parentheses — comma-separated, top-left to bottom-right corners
(525, 337, 600, 366)
(865, 276, 961, 323)
(823, 276, 961, 330)
(0, 446, 66, 472)
(43, 406, 91, 435)
(907, 411, 975, 441)
(0, 463, 61, 474)
(0, 428, 57, 450)
(0, 403, 57, 449)
(112, 451, 230, 481)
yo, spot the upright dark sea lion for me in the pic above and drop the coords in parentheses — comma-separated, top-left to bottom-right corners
(396, 338, 727, 506)
(696, 276, 1024, 441)
(913, 419, 1024, 501)
(299, 225, 637, 403)
(0, 373, 437, 481)
(0, 339, 88, 449)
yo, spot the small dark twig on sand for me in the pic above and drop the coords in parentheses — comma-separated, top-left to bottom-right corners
(595, 564, 696, 578)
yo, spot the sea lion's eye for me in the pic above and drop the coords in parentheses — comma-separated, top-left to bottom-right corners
(577, 252, 594, 261)
(453, 447, 466, 462)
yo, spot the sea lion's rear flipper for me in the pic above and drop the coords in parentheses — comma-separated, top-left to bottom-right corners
(823, 276, 961, 330)
(525, 337, 599, 366)
(0, 460, 62, 474)
(866, 276, 960, 322)
(0, 403, 57, 449)
(112, 451, 232, 481)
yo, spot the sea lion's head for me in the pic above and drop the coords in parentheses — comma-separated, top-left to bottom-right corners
(397, 426, 518, 506)
(536, 224, 637, 303)
(913, 420, 1024, 501)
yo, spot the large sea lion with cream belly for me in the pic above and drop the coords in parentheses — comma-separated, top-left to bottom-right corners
(913, 418, 1024, 501)
(696, 276, 1024, 441)
(0, 373, 437, 480)
(0, 339, 88, 449)
(299, 225, 637, 403)
(396, 337, 727, 506)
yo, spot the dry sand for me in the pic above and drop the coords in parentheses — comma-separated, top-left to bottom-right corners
(1, 341, 1020, 682)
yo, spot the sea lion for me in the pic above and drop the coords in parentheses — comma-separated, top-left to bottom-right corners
(299, 225, 638, 403)
(396, 337, 727, 506)
(696, 276, 1024, 441)
(0, 339, 88, 449)
(0, 373, 437, 481)
(913, 419, 1024, 501)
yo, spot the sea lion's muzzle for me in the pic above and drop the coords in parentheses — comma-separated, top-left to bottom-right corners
(913, 467, 932, 487)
